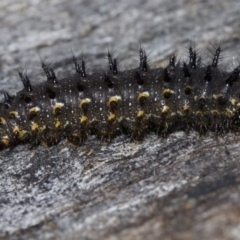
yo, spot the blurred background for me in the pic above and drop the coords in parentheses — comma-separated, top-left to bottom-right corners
(0, 0, 240, 94)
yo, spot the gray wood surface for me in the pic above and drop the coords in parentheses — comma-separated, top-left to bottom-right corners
(1, 0, 240, 239)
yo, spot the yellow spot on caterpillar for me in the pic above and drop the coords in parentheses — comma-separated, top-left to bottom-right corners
(137, 110, 145, 118)
(211, 110, 219, 115)
(0, 117, 6, 125)
(163, 89, 174, 99)
(12, 126, 27, 138)
(80, 115, 88, 123)
(79, 98, 91, 109)
(53, 102, 64, 115)
(213, 94, 222, 100)
(137, 92, 149, 102)
(225, 108, 234, 117)
(1, 135, 10, 146)
(108, 113, 116, 121)
(162, 105, 170, 113)
(183, 104, 190, 112)
(230, 98, 237, 105)
(31, 122, 39, 131)
(9, 111, 19, 118)
(29, 106, 40, 114)
(107, 95, 121, 106)
(55, 120, 61, 128)
(196, 110, 203, 115)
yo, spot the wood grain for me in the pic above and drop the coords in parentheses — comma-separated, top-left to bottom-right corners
(1, 0, 240, 239)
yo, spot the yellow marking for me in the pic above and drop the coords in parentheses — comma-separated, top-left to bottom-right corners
(137, 110, 145, 118)
(79, 98, 91, 109)
(163, 89, 174, 97)
(12, 126, 27, 138)
(137, 92, 149, 102)
(213, 94, 222, 100)
(225, 108, 234, 117)
(194, 96, 198, 101)
(29, 106, 40, 114)
(12, 126, 19, 133)
(80, 115, 88, 123)
(107, 95, 121, 106)
(55, 120, 61, 128)
(162, 105, 170, 113)
(72, 133, 79, 137)
(196, 110, 203, 115)
(9, 111, 19, 118)
(183, 105, 190, 112)
(40, 125, 46, 131)
(0, 117, 6, 125)
(31, 122, 39, 131)
(108, 113, 116, 121)
(53, 102, 64, 115)
(1, 135, 10, 146)
(236, 103, 240, 108)
(211, 110, 219, 115)
(230, 98, 237, 105)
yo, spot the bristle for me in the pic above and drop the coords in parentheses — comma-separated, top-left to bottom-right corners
(139, 47, 148, 72)
(3, 93, 13, 109)
(226, 66, 240, 86)
(212, 46, 221, 68)
(107, 51, 118, 74)
(18, 72, 32, 92)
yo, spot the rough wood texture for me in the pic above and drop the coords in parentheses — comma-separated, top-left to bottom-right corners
(1, 0, 240, 239)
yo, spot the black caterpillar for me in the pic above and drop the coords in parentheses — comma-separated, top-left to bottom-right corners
(0, 44, 240, 150)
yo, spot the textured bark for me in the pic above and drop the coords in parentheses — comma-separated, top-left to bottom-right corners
(1, 0, 240, 239)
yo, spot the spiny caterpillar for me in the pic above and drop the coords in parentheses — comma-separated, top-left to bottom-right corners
(0, 44, 240, 151)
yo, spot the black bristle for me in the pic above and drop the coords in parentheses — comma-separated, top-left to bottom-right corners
(19, 72, 32, 92)
(212, 46, 221, 68)
(42, 63, 57, 83)
(107, 51, 118, 74)
(139, 47, 148, 72)
(42, 62, 52, 81)
(3, 93, 13, 109)
(73, 55, 81, 75)
(226, 66, 240, 86)
(169, 55, 176, 70)
(49, 67, 57, 84)
(189, 46, 197, 69)
(73, 54, 86, 77)
(81, 57, 87, 78)
(112, 58, 118, 74)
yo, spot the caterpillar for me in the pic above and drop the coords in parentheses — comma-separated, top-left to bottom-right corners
(0, 44, 240, 151)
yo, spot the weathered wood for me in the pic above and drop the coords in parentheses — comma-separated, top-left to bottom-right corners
(1, 0, 240, 239)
